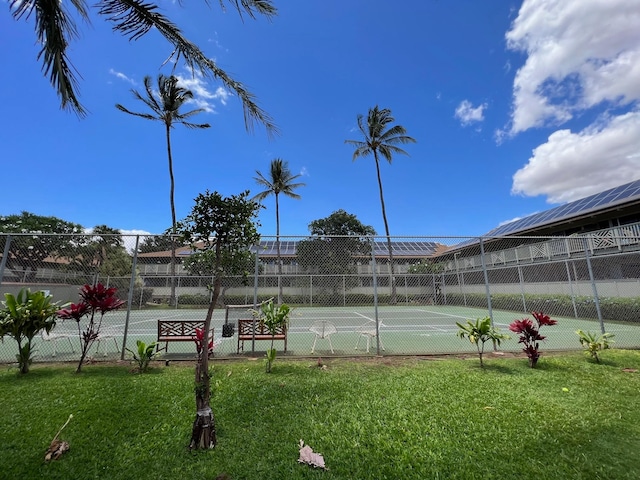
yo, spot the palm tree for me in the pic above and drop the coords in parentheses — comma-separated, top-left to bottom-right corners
(253, 159, 305, 303)
(345, 106, 416, 304)
(9, 0, 278, 136)
(117, 74, 210, 307)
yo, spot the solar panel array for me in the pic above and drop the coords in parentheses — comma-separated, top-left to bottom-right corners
(485, 179, 640, 237)
(254, 240, 439, 257)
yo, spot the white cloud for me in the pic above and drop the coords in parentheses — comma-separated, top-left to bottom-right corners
(512, 110, 640, 203)
(454, 100, 487, 126)
(300, 167, 309, 177)
(109, 69, 136, 85)
(175, 71, 231, 113)
(505, 0, 640, 134)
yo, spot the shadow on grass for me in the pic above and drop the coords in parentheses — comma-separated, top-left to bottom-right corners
(481, 363, 518, 374)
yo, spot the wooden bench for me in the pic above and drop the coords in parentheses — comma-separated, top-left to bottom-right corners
(156, 320, 213, 354)
(237, 319, 287, 353)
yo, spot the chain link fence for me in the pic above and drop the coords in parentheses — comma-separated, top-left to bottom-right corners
(2, 228, 640, 365)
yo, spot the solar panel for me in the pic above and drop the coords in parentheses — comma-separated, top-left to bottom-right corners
(249, 240, 439, 258)
(486, 179, 640, 237)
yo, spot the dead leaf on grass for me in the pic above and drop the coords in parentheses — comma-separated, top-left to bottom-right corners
(45, 414, 73, 462)
(622, 368, 638, 373)
(45, 440, 69, 461)
(298, 439, 327, 470)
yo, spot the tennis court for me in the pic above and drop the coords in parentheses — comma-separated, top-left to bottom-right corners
(3, 304, 640, 363)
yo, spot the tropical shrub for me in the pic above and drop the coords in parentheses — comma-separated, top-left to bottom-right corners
(576, 330, 615, 363)
(194, 327, 214, 358)
(57, 283, 125, 373)
(456, 316, 509, 367)
(253, 300, 291, 373)
(0, 289, 60, 373)
(509, 311, 557, 368)
(126, 340, 160, 373)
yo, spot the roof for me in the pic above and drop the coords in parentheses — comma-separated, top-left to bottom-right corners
(137, 240, 443, 259)
(486, 179, 640, 237)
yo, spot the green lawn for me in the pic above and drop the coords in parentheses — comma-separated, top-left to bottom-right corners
(2, 350, 640, 479)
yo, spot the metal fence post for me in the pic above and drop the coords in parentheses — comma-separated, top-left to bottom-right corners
(252, 241, 260, 354)
(479, 237, 494, 326)
(565, 260, 578, 318)
(121, 235, 140, 360)
(370, 237, 380, 355)
(583, 237, 606, 333)
(0, 234, 11, 288)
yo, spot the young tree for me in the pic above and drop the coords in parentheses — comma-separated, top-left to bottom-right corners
(456, 317, 509, 368)
(296, 210, 376, 296)
(175, 190, 261, 449)
(117, 74, 211, 307)
(9, 0, 278, 134)
(345, 106, 416, 304)
(252, 158, 305, 303)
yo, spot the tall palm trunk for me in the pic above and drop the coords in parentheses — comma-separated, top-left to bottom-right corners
(275, 193, 283, 304)
(166, 123, 177, 308)
(374, 152, 396, 304)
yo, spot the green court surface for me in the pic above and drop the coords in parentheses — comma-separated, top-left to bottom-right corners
(2, 305, 639, 363)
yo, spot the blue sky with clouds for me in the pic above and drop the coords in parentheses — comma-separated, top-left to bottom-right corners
(1, 0, 639, 239)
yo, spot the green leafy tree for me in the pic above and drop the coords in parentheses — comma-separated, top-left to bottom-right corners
(0, 289, 60, 373)
(117, 74, 211, 307)
(456, 317, 509, 368)
(345, 106, 416, 304)
(65, 225, 130, 280)
(183, 249, 258, 305)
(175, 190, 261, 449)
(296, 210, 376, 296)
(253, 158, 305, 303)
(138, 235, 175, 254)
(0, 212, 84, 282)
(9, 0, 278, 133)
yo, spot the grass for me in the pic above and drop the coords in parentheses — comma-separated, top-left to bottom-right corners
(1, 350, 640, 479)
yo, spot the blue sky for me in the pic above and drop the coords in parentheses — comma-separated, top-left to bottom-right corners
(2, 0, 639, 240)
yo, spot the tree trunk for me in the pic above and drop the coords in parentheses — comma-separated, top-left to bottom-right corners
(166, 122, 177, 308)
(189, 357, 217, 449)
(373, 153, 396, 304)
(189, 242, 221, 449)
(275, 193, 283, 304)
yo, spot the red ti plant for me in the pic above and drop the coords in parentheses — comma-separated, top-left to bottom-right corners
(194, 327, 214, 357)
(509, 311, 557, 368)
(57, 283, 125, 373)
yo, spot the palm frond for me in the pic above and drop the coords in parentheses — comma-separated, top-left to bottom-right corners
(378, 144, 411, 163)
(13, 0, 90, 116)
(114, 104, 158, 121)
(98, 0, 279, 136)
(217, 0, 277, 21)
(178, 108, 210, 121)
(179, 121, 211, 129)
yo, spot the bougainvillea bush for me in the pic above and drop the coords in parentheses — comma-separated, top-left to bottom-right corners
(509, 311, 557, 368)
